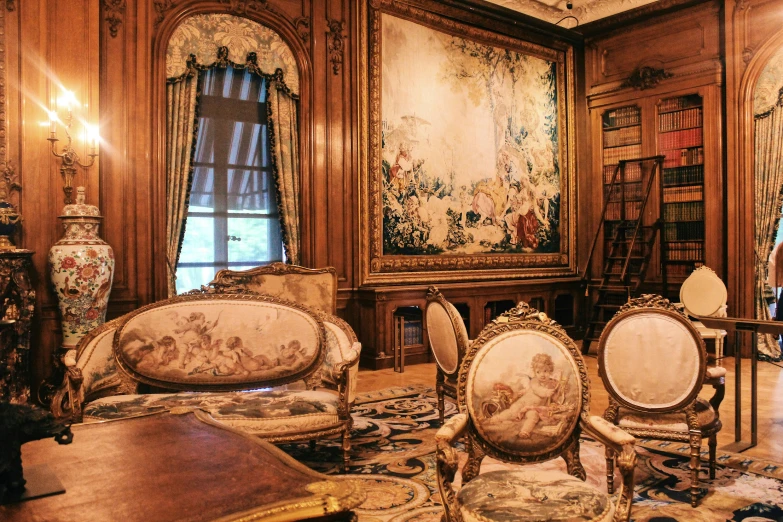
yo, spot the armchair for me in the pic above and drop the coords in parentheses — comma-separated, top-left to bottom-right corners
(436, 302, 637, 522)
(425, 286, 469, 424)
(597, 294, 725, 507)
(679, 266, 728, 365)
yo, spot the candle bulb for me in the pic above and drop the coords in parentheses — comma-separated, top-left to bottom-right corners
(49, 111, 57, 139)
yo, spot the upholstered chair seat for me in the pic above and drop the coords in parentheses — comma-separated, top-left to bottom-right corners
(598, 294, 725, 507)
(426, 287, 470, 424)
(436, 302, 637, 522)
(616, 397, 718, 432)
(456, 469, 616, 522)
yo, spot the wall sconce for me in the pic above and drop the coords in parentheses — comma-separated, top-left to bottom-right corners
(47, 91, 99, 205)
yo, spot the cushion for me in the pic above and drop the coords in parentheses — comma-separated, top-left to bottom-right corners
(680, 267, 727, 318)
(73, 319, 122, 400)
(466, 330, 582, 455)
(617, 397, 718, 432)
(601, 311, 703, 410)
(115, 297, 324, 389)
(83, 389, 342, 435)
(457, 469, 614, 522)
(426, 300, 463, 375)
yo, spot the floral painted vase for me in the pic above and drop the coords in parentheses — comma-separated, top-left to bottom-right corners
(48, 187, 114, 349)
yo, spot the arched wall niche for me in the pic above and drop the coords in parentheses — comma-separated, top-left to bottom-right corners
(734, 25, 783, 357)
(150, 2, 314, 301)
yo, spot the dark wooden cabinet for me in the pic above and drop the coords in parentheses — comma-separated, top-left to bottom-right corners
(0, 249, 35, 403)
(358, 279, 581, 370)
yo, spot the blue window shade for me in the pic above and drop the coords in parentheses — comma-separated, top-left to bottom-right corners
(175, 66, 283, 294)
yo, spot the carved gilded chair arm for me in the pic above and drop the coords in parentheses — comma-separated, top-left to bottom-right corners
(581, 416, 636, 522)
(51, 351, 84, 421)
(435, 413, 467, 522)
(582, 415, 635, 449)
(704, 369, 726, 413)
(332, 342, 361, 410)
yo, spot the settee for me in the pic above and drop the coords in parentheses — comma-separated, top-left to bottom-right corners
(51, 291, 360, 469)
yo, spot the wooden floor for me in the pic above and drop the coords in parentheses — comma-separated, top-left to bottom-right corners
(357, 355, 783, 462)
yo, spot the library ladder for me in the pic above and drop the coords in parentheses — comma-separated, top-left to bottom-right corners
(581, 156, 665, 354)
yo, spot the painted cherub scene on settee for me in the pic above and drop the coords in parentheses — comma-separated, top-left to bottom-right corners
(472, 339, 579, 452)
(119, 304, 319, 383)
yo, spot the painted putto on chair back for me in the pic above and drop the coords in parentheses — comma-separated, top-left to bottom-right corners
(598, 294, 724, 507)
(425, 286, 469, 424)
(436, 302, 637, 522)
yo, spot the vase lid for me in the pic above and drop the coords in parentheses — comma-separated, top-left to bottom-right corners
(61, 186, 101, 218)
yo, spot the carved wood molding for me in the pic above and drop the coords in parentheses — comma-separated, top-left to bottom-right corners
(220, 0, 272, 15)
(104, 0, 126, 38)
(621, 66, 673, 90)
(0, 6, 6, 166)
(294, 16, 310, 43)
(326, 19, 345, 75)
(153, 0, 176, 27)
(588, 60, 723, 101)
(5, 0, 14, 11)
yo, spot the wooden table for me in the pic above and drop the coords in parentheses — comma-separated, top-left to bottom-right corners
(0, 410, 363, 521)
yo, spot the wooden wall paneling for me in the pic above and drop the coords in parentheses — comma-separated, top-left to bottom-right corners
(100, 0, 148, 320)
(10, 0, 101, 397)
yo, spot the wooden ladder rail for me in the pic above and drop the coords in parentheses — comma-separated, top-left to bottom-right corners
(620, 156, 665, 283)
(581, 163, 622, 282)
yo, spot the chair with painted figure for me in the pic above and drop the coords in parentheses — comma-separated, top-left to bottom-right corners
(436, 301, 637, 522)
(425, 286, 470, 424)
(597, 294, 725, 508)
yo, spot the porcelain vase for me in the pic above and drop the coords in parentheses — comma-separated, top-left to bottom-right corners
(48, 187, 114, 350)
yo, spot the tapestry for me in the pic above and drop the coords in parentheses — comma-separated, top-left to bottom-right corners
(280, 386, 783, 521)
(381, 15, 561, 256)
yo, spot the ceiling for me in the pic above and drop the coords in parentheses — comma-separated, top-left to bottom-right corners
(483, 0, 660, 28)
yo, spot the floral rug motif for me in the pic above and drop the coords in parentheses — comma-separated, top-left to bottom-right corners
(279, 385, 783, 521)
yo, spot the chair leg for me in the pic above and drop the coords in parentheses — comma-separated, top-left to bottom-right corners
(342, 429, 351, 472)
(605, 447, 615, 494)
(689, 430, 702, 507)
(709, 433, 717, 480)
(436, 371, 445, 425)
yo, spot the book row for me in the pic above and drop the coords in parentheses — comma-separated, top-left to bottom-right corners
(604, 126, 642, 148)
(665, 242, 704, 261)
(662, 185, 703, 203)
(603, 144, 643, 165)
(663, 201, 704, 221)
(603, 163, 643, 183)
(659, 97, 701, 113)
(603, 106, 641, 128)
(663, 147, 704, 168)
(666, 263, 703, 276)
(659, 127, 702, 150)
(400, 319, 422, 346)
(605, 201, 641, 221)
(659, 107, 702, 132)
(664, 221, 705, 241)
(662, 165, 704, 186)
(605, 183, 643, 202)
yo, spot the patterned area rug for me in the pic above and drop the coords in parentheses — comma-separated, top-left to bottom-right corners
(280, 385, 783, 521)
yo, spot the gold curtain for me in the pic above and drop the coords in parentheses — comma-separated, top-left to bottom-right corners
(268, 77, 301, 265)
(165, 60, 199, 297)
(754, 97, 783, 360)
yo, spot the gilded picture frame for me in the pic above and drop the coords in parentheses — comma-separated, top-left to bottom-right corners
(359, 0, 577, 284)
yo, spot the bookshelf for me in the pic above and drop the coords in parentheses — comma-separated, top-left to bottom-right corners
(601, 105, 643, 257)
(657, 94, 705, 285)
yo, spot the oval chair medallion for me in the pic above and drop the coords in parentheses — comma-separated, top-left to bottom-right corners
(466, 328, 582, 456)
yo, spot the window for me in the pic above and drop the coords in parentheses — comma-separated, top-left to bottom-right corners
(175, 66, 283, 294)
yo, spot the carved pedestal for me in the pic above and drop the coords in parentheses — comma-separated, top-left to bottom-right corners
(0, 250, 35, 404)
